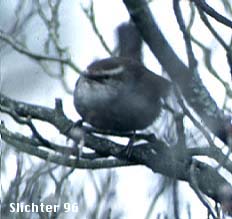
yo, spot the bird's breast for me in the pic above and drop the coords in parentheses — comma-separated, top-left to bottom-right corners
(74, 76, 162, 131)
(75, 77, 119, 105)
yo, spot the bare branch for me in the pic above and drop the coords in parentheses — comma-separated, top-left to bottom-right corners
(192, 0, 232, 29)
(189, 161, 217, 219)
(81, 0, 113, 56)
(1, 93, 232, 208)
(122, 0, 230, 146)
(0, 30, 81, 73)
(1, 122, 131, 169)
(196, 8, 232, 76)
(173, 0, 197, 71)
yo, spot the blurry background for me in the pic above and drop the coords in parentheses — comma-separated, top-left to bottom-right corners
(1, 0, 232, 218)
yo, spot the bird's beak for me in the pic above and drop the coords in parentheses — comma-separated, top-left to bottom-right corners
(79, 71, 97, 79)
(79, 71, 89, 77)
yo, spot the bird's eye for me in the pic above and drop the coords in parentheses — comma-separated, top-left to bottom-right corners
(89, 74, 110, 83)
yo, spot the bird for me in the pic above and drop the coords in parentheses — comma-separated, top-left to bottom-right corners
(73, 57, 170, 133)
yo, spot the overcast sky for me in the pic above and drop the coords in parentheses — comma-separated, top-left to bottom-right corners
(1, 0, 232, 218)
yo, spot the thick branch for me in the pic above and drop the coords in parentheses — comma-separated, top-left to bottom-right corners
(122, 0, 231, 145)
(1, 93, 231, 205)
(189, 147, 232, 173)
(1, 123, 130, 169)
(0, 94, 73, 135)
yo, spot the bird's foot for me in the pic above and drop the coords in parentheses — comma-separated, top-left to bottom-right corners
(123, 131, 136, 158)
(73, 119, 83, 128)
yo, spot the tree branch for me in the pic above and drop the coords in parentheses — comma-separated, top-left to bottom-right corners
(1, 93, 232, 206)
(192, 0, 232, 29)
(1, 122, 132, 169)
(173, 0, 197, 71)
(0, 30, 81, 73)
(122, 0, 231, 146)
(81, 0, 113, 56)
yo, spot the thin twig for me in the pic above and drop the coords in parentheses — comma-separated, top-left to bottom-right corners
(191, 36, 232, 98)
(173, 0, 197, 71)
(1, 122, 133, 169)
(192, 0, 232, 29)
(173, 85, 216, 147)
(81, 0, 113, 56)
(189, 160, 217, 219)
(197, 7, 232, 78)
(0, 30, 81, 73)
(145, 178, 168, 219)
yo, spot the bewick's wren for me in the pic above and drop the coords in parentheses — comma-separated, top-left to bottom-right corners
(74, 57, 170, 132)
